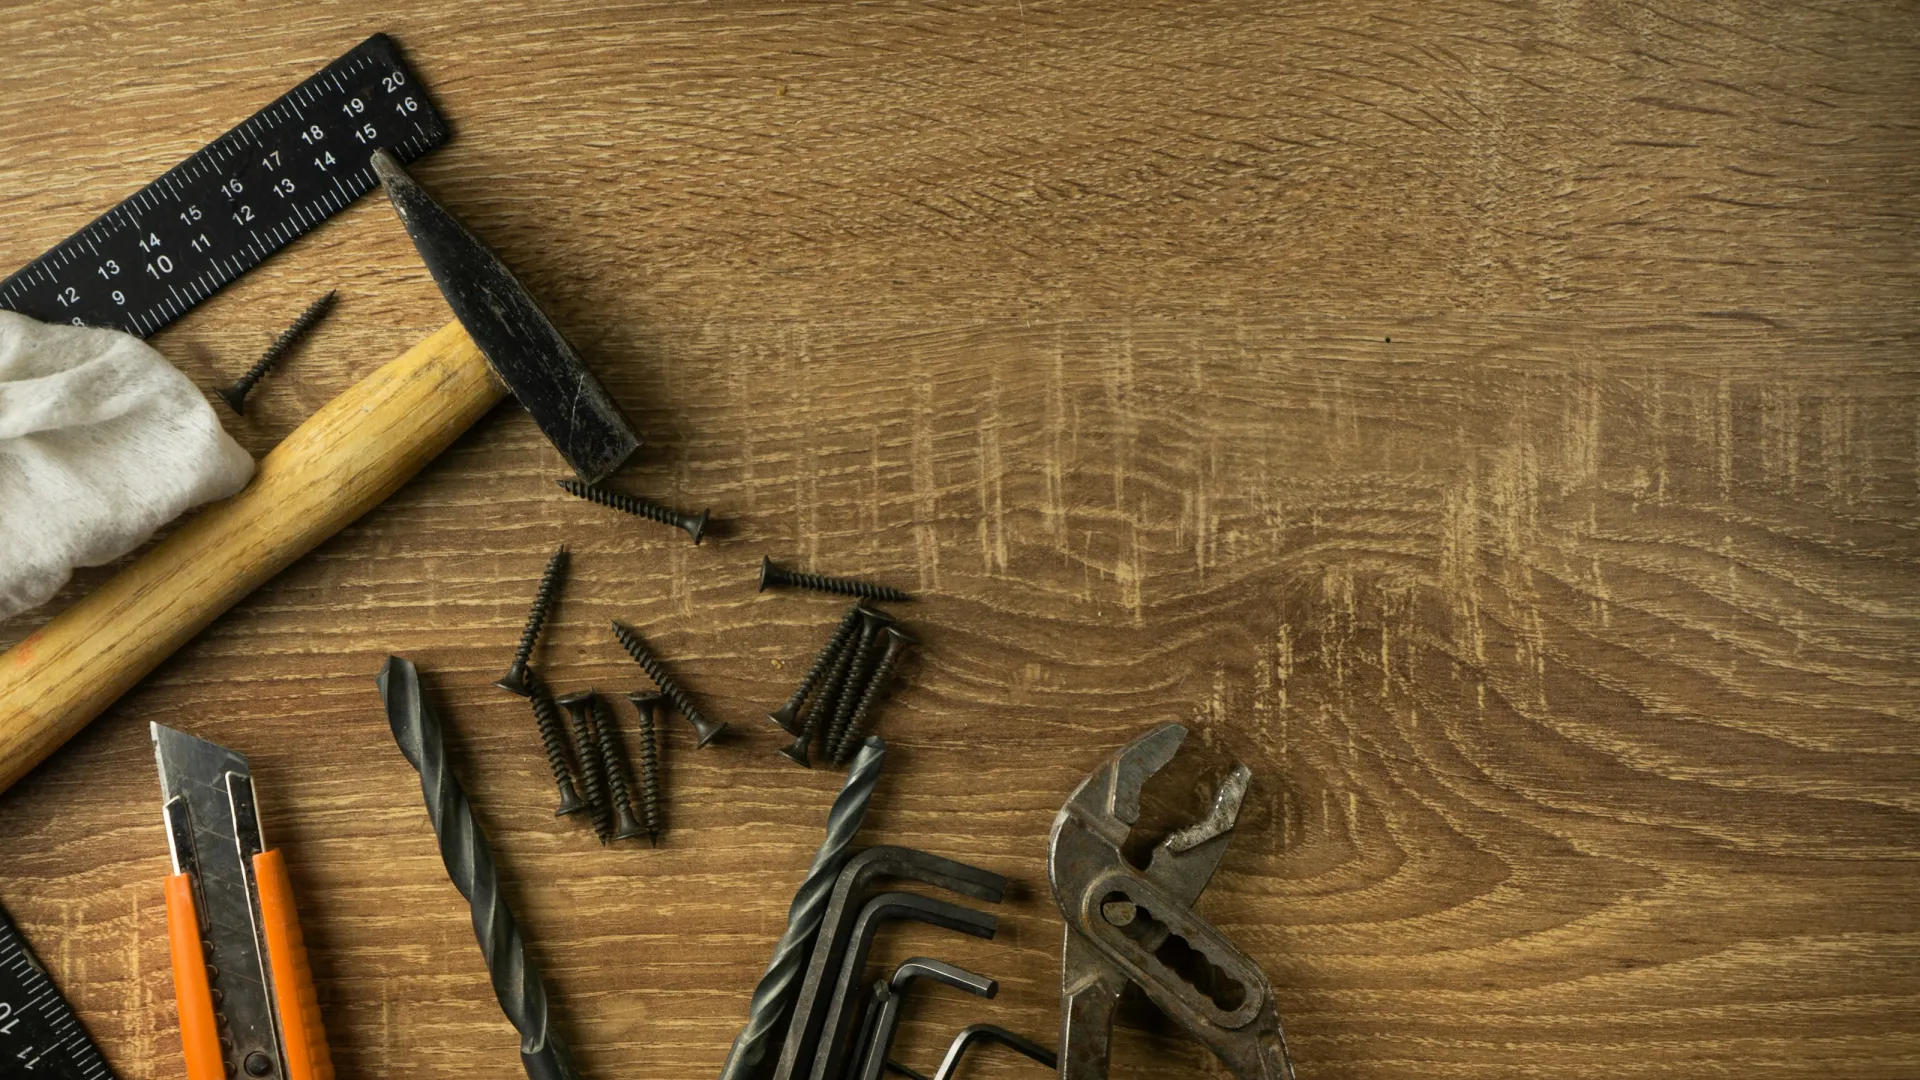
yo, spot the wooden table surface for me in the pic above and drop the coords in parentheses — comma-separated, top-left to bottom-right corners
(2, 2, 1916, 1078)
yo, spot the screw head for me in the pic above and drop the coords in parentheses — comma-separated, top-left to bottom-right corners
(686, 508, 711, 545)
(777, 732, 812, 768)
(216, 383, 250, 415)
(494, 662, 534, 697)
(759, 555, 778, 591)
(554, 689, 594, 715)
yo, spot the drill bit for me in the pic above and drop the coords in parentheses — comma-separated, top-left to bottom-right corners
(377, 656, 585, 1080)
(718, 737, 887, 1080)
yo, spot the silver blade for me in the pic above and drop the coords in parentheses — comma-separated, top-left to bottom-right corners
(371, 150, 641, 483)
(151, 723, 288, 1080)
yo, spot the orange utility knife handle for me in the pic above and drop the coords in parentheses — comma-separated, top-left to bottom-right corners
(165, 873, 227, 1080)
(253, 849, 336, 1080)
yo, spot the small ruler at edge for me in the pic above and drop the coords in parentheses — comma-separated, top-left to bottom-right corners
(0, 900, 117, 1080)
(0, 33, 450, 338)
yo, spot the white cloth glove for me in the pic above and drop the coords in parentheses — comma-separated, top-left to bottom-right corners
(0, 311, 253, 623)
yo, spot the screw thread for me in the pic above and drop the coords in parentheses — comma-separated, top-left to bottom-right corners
(772, 604, 864, 728)
(509, 545, 569, 673)
(833, 634, 913, 765)
(559, 694, 611, 841)
(557, 480, 706, 542)
(589, 696, 644, 840)
(610, 620, 721, 743)
(524, 675, 583, 812)
(801, 626, 863, 754)
(226, 291, 334, 405)
(629, 694, 664, 844)
(824, 620, 884, 760)
(762, 557, 912, 602)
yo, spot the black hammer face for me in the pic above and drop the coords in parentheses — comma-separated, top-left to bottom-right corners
(372, 150, 640, 483)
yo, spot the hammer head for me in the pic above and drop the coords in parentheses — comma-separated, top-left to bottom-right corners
(372, 150, 640, 483)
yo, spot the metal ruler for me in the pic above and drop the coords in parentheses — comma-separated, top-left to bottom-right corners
(0, 33, 449, 338)
(0, 901, 116, 1080)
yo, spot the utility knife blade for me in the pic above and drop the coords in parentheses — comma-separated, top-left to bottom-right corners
(152, 723, 334, 1080)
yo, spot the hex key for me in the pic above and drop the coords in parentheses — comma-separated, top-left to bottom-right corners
(805, 893, 1000, 1080)
(773, 846, 1006, 1080)
(850, 958, 998, 1080)
(931, 1024, 1058, 1079)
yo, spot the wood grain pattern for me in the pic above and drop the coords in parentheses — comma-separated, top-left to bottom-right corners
(1, 3, 1915, 1079)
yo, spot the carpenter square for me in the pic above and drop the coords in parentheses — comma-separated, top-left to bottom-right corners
(0, 143, 641, 797)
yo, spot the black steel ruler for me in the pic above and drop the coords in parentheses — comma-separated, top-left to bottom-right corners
(0, 33, 449, 338)
(0, 901, 116, 1080)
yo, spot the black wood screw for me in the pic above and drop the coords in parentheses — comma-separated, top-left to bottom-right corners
(524, 673, 587, 816)
(217, 290, 335, 414)
(777, 612, 867, 769)
(610, 620, 728, 747)
(768, 603, 864, 734)
(626, 691, 666, 845)
(557, 479, 710, 545)
(589, 694, 646, 843)
(832, 626, 916, 765)
(497, 544, 568, 697)
(823, 609, 893, 760)
(758, 556, 912, 603)
(556, 690, 612, 842)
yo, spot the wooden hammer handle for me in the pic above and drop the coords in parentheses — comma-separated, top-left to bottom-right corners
(0, 320, 504, 794)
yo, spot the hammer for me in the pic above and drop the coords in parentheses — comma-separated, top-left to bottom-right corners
(0, 152, 640, 794)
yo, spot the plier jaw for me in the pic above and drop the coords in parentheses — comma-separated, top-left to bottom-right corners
(1047, 723, 1294, 1080)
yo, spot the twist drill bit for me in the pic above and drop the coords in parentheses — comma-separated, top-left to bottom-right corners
(556, 691, 612, 842)
(769, 604, 864, 734)
(759, 557, 913, 603)
(556, 479, 711, 545)
(217, 290, 335, 414)
(497, 544, 569, 697)
(377, 656, 585, 1080)
(525, 673, 588, 816)
(718, 737, 887, 1080)
(610, 620, 727, 747)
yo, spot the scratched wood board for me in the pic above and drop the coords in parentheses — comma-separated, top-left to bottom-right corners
(0, 1, 1916, 1078)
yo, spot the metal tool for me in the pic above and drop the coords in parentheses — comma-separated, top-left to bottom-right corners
(151, 723, 334, 1080)
(929, 1024, 1057, 1080)
(372, 150, 639, 482)
(497, 544, 569, 696)
(218, 291, 336, 414)
(378, 657, 584, 1080)
(610, 620, 727, 747)
(589, 693, 647, 843)
(0, 900, 120, 1079)
(759, 557, 913, 603)
(524, 673, 588, 817)
(806, 893, 1000, 1080)
(831, 624, 913, 765)
(823, 609, 892, 764)
(773, 846, 1007, 1080)
(0, 94, 642, 797)
(1049, 723, 1291, 1080)
(718, 738, 886, 1080)
(626, 691, 666, 844)
(555, 691, 613, 841)
(848, 959, 997, 1080)
(769, 603, 864, 735)
(0, 34, 445, 336)
(556, 479, 709, 545)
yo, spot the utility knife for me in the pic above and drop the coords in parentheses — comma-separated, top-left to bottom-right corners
(152, 723, 334, 1080)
